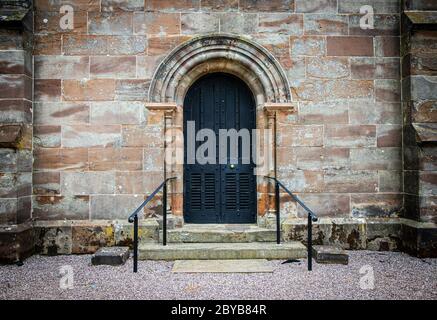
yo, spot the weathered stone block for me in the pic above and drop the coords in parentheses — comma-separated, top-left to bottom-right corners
(71, 221, 115, 254)
(338, 0, 400, 13)
(324, 170, 378, 193)
(258, 13, 303, 35)
(35, 0, 101, 12)
(113, 219, 159, 246)
(122, 125, 163, 147)
(115, 171, 164, 194)
(375, 36, 400, 57)
(325, 125, 376, 148)
(377, 124, 402, 147)
(324, 80, 374, 100)
(349, 14, 399, 36)
(89, 147, 142, 171)
(0, 224, 34, 263)
(90, 194, 145, 220)
(33, 196, 89, 220)
(366, 219, 401, 251)
(145, 0, 200, 12)
(295, 0, 337, 13)
(297, 194, 351, 217)
(350, 148, 401, 170)
(290, 36, 325, 56)
(375, 79, 401, 102)
(0, 74, 32, 100)
(101, 0, 145, 11)
(33, 125, 61, 148)
(34, 221, 72, 255)
(134, 12, 181, 35)
(115, 79, 149, 101)
(279, 170, 324, 193)
(349, 101, 401, 125)
(304, 14, 348, 35)
(307, 57, 350, 79)
(219, 13, 258, 34)
(0, 100, 32, 124)
(240, 0, 294, 12)
(179, 13, 220, 34)
(379, 170, 402, 192)
(33, 34, 61, 55)
(62, 125, 121, 148)
(148, 36, 191, 56)
(327, 36, 374, 56)
(33, 171, 60, 195)
(201, 0, 238, 12)
(411, 76, 437, 101)
(34, 10, 87, 34)
(88, 12, 133, 35)
(312, 245, 349, 264)
(351, 194, 402, 217)
(278, 125, 324, 147)
(0, 198, 17, 224)
(90, 101, 146, 125)
(0, 51, 26, 74)
(91, 246, 130, 265)
(290, 79, 325, 101)
(61, 172, 115, 195)
(63, 35, 147, 55)
(351, 57, 400, 80)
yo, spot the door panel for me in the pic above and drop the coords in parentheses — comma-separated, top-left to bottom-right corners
(184, 73, 256, 223)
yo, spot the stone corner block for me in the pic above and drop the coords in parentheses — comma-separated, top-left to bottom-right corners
(312, 245, 349, 265)
(91, 246, 130, 266)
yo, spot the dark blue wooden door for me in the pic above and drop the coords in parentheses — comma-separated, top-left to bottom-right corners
(183, 73, 256, 223)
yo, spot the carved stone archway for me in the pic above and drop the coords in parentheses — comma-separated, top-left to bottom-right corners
(146, 34, 296, 225)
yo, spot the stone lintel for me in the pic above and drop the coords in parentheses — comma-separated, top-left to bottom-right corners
(412, 123, 437, 143)
(405, 11, 437, 24)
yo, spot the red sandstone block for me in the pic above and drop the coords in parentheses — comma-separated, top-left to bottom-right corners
(327, 36, 374, 56)
(278, 170, 324, 193)
(0, 199, 17, 224)
(148, 36, 192, 56)
(377, 125, 402, 147)
(258, 13, 303, 35)
(34, 102, 90, 125)
(219, 13, 258, 34)
(62, 125, 121, 148)
(143, 148, 164, 171)
(323, 169, 378, 193)
(350, 57, 400, 80)
(201, 0, 238, 11)
(33, 148, 88, 171)
(290, 79, 325, 101)
(134, 12, 181, 35)
(338, 0, 400, 14)
(34, 56, 89, 79)
(33, 125, 61, 148)
(304, 14, 349, 35)
(115, 171, 164, 194)
(90, 56, 136, 79)
(146, 0, 200, 11)
(375, 79, 400, 102)
(379, 170, 402, 192)
(136, 55, 163, 80)
(240, 0, 294, 12)
(89, 147, 143, 171)
(0, 51, 26, 74)
(0, 100, 32, 124)
(34, 11, 87, 34)
(90, 101, 146, 124)
(33, 35, 62, 55)
(375, 36, 400, 57)
(33, 171, 60, 195)
(325, 125, 376, 148)
(61, 172, 116, 195)
(34, 79, 62, 102)
(34, 0, 101, 11)
(63, 79, 116, 101)
(278, 125, 324, 147)
(299, 101, 349, 124)
(102, 0, 145, 11)
(88, 12, 133, 35)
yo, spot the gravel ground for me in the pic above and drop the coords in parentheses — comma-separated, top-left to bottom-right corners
(1, 251, 436, 300)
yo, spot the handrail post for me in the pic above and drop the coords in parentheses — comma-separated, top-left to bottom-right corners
(163, 181, 167, 246)
(275, 181, 280, 245)
(133, 214, 138, 273)
(308, 213, 312, 271)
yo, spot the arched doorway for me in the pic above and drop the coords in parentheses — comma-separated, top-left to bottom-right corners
(183, 73, 257, 224)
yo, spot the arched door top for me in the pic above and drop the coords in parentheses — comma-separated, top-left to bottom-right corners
(148, 34, 293, 106)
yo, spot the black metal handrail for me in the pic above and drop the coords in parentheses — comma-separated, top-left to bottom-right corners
(265, 176, 318, 271)
(128, 177, 176, 273)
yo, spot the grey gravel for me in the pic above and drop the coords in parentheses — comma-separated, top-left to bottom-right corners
(0, 251, 436, 300)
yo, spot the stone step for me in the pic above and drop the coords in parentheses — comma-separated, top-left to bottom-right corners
(138, 242, 306, 260)
(158, 224, 277, 243)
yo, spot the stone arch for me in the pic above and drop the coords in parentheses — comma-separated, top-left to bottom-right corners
(148, 34, 293, 105)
